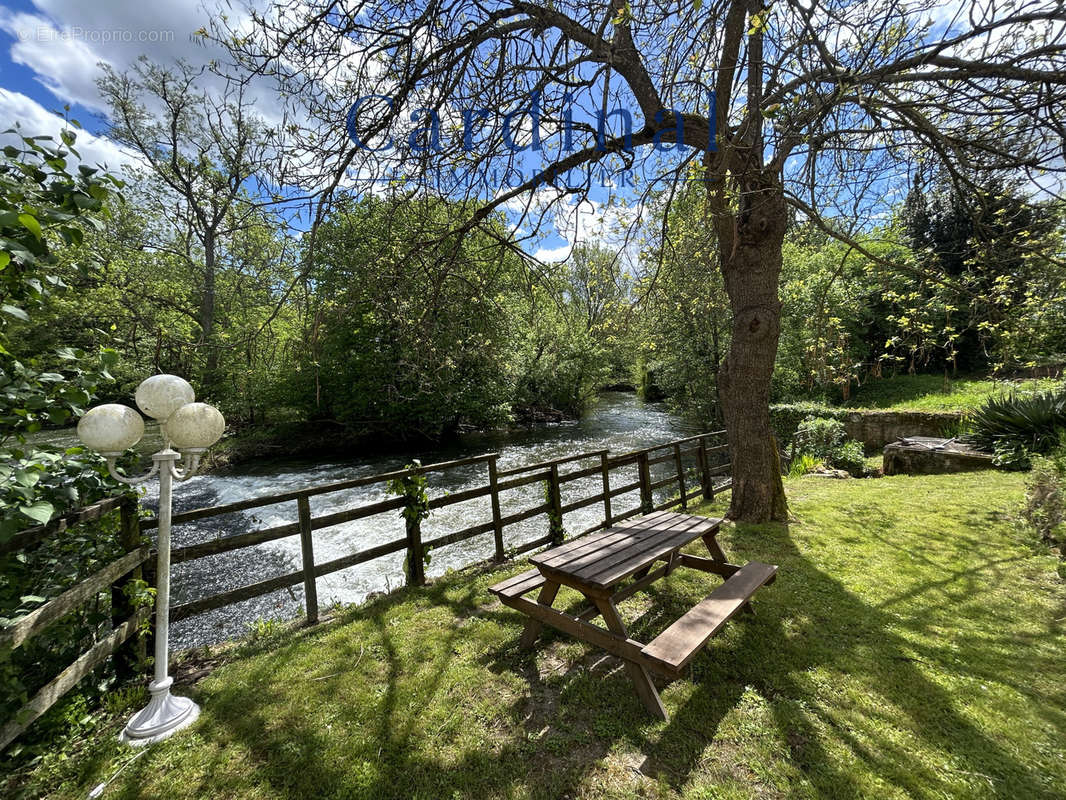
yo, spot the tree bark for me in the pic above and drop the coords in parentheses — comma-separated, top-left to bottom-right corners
(200, 229, 218, 392)
(713, 169, 789, 523)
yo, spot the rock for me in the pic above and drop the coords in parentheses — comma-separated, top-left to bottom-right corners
(810, 466, 852, 478)
(883, 437, 996, 476)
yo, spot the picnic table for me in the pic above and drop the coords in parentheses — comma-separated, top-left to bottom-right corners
(489, 510, 777, 720)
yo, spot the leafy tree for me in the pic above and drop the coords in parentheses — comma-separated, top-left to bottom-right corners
(638, 174, 729, 422)
(307, 195, 521, 439)
(0, 127, 123, 536)
(222, 0, 1066, 521)
(898, 172, 1066, 372)
(97, 58, 288, 397)
(0, 128, 136, 726)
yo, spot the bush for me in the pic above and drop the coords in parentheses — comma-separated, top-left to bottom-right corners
(794, 417, 847, 460)
(835, 440, 867, 477)
(964, 389, 1066, 457)
(1024, 446, 1066, 546)
(770, 402, 849, 447)
(793, 417, 866, 477)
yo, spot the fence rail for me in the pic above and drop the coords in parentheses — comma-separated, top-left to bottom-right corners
(1, 430, 731, 751)
(153, 431, 731, 625)
(0, 496, 145, 751)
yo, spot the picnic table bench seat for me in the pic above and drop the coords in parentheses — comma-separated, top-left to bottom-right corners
(489, 511, 778, 719)
(489, 567, 546, 599)
(640, 561, 777, 677)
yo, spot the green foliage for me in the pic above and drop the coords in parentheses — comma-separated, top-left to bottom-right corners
(769, 402, 848, 446)
(308, 196, 518, 438)
(835, 440, 867, 477)
(794, 417, 847, 458)
(900, 172, 1066, 373)
(512, 243, 633, 416)
(0, 129, 138, 741)
(793, 417, 866, 477)
(0, 129, 124, 534)
(964, 389, 1066, 459)
(788, 453, 821, 477)
(11, 472, 1066, 799)
(1024, 445, 1066, 545)
(637, 171, 728, 423)
(776, 227, 888, 400)
(386, 463, 430, 528)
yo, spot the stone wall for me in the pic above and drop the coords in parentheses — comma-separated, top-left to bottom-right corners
(844, 410, 963, 453)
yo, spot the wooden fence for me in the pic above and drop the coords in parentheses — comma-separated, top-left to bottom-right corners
(0, 496, 147, 751)
(0, 430, 730, 750)
(151, 431, 730, 624)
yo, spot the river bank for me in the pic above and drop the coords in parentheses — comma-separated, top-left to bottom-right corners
(200, 402, 591, 472)
(148, 392, 699, 648)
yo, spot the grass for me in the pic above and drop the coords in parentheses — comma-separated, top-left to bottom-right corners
(841, 374, 1061, 412)
(6, 471, 1065, 799)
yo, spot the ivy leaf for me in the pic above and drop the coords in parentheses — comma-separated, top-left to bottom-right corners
(17, 213, 43, 242)
(18, 500, 55, 525)
(2, 304, 29, 321)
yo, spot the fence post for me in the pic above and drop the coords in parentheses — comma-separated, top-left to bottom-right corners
(674, 442, 687, 510)
(405, 512, 425, 586)
(547, 463, 564, 544)
(297, 496, 319, 624)
(487, 455, 504, 562)
(698, 436, 714, 501)
(111, 495, 145, 679)
(637, 451, 653, 514)
(599, 452, 613, 528)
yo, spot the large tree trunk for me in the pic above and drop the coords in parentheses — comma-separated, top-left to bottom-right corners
(714, 170, 789, 523)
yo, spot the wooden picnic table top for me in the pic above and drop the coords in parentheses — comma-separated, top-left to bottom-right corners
(529, 510, 722, 592)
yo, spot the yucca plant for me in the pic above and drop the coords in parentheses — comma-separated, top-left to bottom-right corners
(963, 390, 1066, 456)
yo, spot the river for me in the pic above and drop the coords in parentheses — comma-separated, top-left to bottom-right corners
(133, 392, 700, 648)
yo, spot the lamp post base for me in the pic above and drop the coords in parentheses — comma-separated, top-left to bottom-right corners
(120, 677, 199, 746)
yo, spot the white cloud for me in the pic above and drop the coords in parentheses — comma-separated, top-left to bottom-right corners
(532, 195, 639, 263)
(0, 1, 235, 113)
(0, 88, 136, 169)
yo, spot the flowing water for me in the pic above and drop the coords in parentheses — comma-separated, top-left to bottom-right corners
(132, 392, 701, 648)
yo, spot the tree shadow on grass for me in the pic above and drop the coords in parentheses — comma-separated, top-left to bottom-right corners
(99, 526, 1063, 800)
(676, 519, 1064, 799)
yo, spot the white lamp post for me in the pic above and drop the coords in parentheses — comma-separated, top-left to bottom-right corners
(77, 374, 225, 746)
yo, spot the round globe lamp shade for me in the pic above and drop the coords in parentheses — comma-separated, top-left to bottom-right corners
(135, 374, 194, 421)
(77, 404, 145, 455)
(163, 402, 225, 451)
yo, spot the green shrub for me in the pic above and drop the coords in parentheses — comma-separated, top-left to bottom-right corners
(834, 441, 866, 477)
(788, 453, 822, 477)
(964, 389, 1066, 457)
(795, 417, 847, 460)
(794, 417, 866, 476)
(1023, 446, 1066, 545)
(770, 402, 849, 446)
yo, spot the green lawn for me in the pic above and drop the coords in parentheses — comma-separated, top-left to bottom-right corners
(841, 374, 1061, 412)
(7, 471, 1065, 799)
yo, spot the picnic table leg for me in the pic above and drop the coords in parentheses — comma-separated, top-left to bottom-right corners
(702, 530, 754, 615)
(701, 530, 728, 562)
(591, 596, 668, 721)
(518, 580, 560, 649)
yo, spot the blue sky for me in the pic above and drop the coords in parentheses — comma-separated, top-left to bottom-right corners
(0, 0, 226, 167)
(0, 0, 632, 262)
